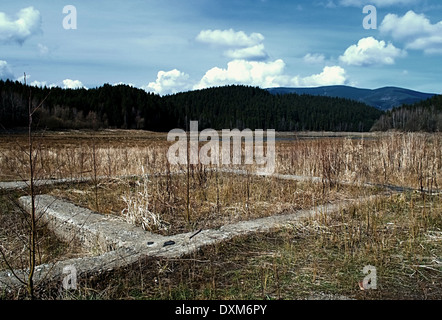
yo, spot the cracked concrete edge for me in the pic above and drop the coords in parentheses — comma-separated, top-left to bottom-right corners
(144, 199, 365, 259)
(0, 177, 95, 192)
(1, 191, 377, 294)
(0, 170, 221, 192)
(0, 174, 145, 192)
(217, 168, 440, 194)
(0, 202, 343, 292)
(0, 246, 146, 292)
(18, 195, 166, 253)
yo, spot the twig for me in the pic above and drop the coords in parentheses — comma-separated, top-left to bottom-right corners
(412, 265, 442, 273)
(189, 229, 203, 240)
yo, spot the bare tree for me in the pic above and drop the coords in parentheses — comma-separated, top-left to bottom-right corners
(0, 73, 51, 299)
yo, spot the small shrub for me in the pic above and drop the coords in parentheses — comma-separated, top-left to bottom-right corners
(121, 168, 166, 232)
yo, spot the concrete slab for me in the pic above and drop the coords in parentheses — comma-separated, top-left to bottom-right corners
(0, 168, 390, 295)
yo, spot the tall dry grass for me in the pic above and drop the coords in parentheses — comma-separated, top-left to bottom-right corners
(2, 132, 440, 190)
(0, 141, 171, 181)
(1, 131, 440, 233)
(276, 132, 441, 191)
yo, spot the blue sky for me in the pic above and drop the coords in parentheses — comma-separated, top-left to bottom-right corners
(1, 0, 442, 95)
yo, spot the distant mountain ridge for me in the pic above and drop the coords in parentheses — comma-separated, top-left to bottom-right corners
(266, 85, 436, 110)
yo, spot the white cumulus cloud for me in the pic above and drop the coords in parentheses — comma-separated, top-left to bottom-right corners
(0, 60, 14, 80)
(196, 29, 268, 61)
(194, 59, 349, 89)
(339, 37, 406, 66)
(225, 44, 268, 61)
(63, 79, 86, 89)
(30, 80, 57, 88)
(0, 7, 41, 44)
(145, 69, 191, 95)
(195, 59, 287, 90)
(291, 66, 348, 87)
(380, 10, 442, 54)
(196, 29, 264, 47)
(303, 53, 326, 64)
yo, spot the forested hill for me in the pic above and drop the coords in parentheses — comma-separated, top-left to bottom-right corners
(371, 94, 442, 132)
(163, 85, 383, 131)
(0, 80, 383, 132)
(0, 80, 173, 131)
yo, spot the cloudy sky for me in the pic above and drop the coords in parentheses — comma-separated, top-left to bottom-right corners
(1, 0, 442, 95)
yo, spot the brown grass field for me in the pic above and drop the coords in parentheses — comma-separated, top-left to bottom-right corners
(0, 129, 441, 300)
